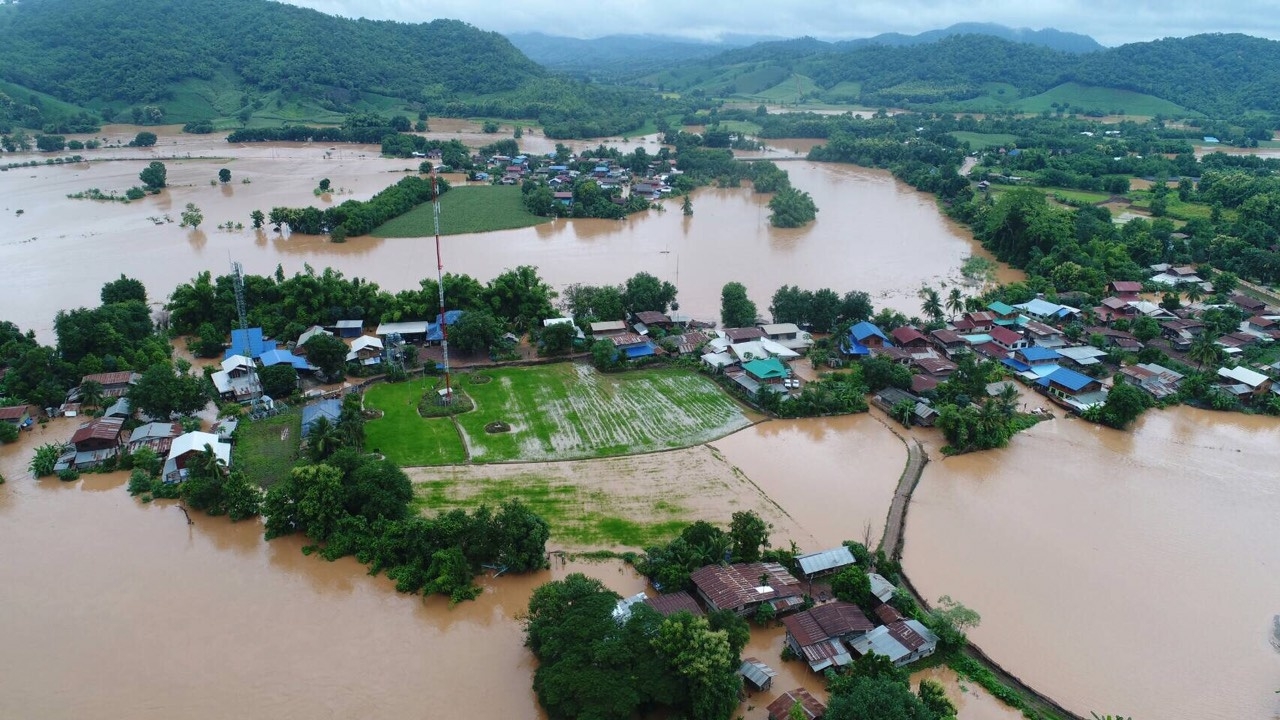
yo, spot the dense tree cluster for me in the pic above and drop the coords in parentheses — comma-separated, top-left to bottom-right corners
(268, 175, 450, 237)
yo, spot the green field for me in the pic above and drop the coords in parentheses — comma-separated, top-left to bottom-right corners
(1014, 82, 1191, 117)
(365, 364, 751, 466)
(364, 381, 469, 465)
(371, 185, 550, 237)
(232, 409, 302, 488)
(949, 131, 1019, 150)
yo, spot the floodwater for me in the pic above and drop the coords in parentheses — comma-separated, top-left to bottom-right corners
(1, 128, 1007, 341)
(904, 407, 1280, 720)
(0, 424, 651, 720)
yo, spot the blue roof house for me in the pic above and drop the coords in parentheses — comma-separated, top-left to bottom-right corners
(258, 349, 313, 371)
(1036, 367, 1107, 412)
(301, 399, 342, 437)
(1002, 346, 1063, 379)
(225, 328, 276, 360)
(842, 322, 893, 357)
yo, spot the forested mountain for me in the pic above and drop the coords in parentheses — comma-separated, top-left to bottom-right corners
(648, 32, 1280, 117)
(839, 23, 1103, 54)
(507, 32, 771, 79)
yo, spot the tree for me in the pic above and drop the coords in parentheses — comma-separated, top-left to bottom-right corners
(830, 566, 875, 608)
(918, 286, 943, 324)
(29, 443, 63, 477)
(303, 333, 348, 379)
(101, 275, 146, 305)
(946, 288, 965, 319)
(926, 595, 981, 651)
(1093, 378, 1150, 429)
(131, 131, 157, 147)
(482, 120, 500, 133)
(485, 265, 556, 332)
(768, 187, 818, 228)
(218, 168, 231, 184)
(36, 134, 66, 152)
(1211, 270, 1239, 296)
(682, 194, 693, 216)
(890, 398, 916, 427)
(127, 363, 209, 419)
(180, 203, 203, 228)
(1187, 332, 1223, 370)
(728, 510, 770, 563)
(450, 310, 504, 355)
(258, 364, 298, 399)
(139, 161, 167, 189)
(623, 272, 678, 314)
(720, 282, 757, 327)
(319, 178, 331, 192)
(250, 209, 265, 229)
(826, 675, 933, 720)
(540, 321, 577, 356)
(917, 679, 956, 720)
(78, 379, 105, 411)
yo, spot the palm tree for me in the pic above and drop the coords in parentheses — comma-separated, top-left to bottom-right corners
(946, 288, 965, 320)
(1183, 283, 1203, 305)
(1187, 332, 1223, 370)
(918, 286, 944, 324)
(997, 383, 1019, 418)
(307, 416, 339, 462)
(79, 380, 105, 411)
(187, 444, 227, 481)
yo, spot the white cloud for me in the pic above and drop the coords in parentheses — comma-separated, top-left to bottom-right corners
(279, 0, 1280, 46)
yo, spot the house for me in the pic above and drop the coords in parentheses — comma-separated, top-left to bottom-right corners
(126, 421, 183, 455)
(1129, 301, 1177, 320)
(689, 562, 804, 616)
(333, 319, 364, 338)
(634, 310, 674, 329)
(889, 327, 930, 350)
(849, 619, 940, 667)
(1107, 280, 1143, 299)
(912, 357, 956, 382)
(1022, 320, 1066, 349)
(612, 592, 650, 623)
(1162, 318, 1205, 350)
(867, 572, 897, 604)
(668, 329, 715, 355)
(871, 388, 938, 426)
(1002, 346, 1063, 378)
(345, 336, 384, 366)
(724, 326, 766, 343)
(211, 355, 263, 403)
(375, 320, 431, 344)
(590, 320, 629, 340)
(80, 371, 139, 399)
(987, 301, 1018, 324)
(1231, 294, 1268, 314)
(739, 657, 778, 692)
(1055, 345, 1109, 368)
(542, 317, 585, 342)
(163, 431, 231, 482)
(0, 404, 33, 429)
(1015, 298, 1078, 322)
(302, 399, 343, 437)
(1088, 326, 1143, 352)
(608, 332, 658, 360)
(743, 357, 789, 386)
(1247, 316, 1279, 335)
(843, 322, 892, 357)
(767, 688, 826, 720)
(701, 351, 736, 372)
(70, 417, 125, 468)
(910, 374, 939, 396)
(645, 591, 704, 617)
(1096, 296, 1137, 322)
(1217, 366, 1273, 397)
(989, 325, 1027, 352)
(929, 329, 968, 357)
(795, 546, 857, 580)
(760, 323, 814, 351)
(102, 397, 132, 419)
(259, 348, 312, 371)
(553, 191, 573, 207)
(296, 325, 332, 350)
(782, 601, 875, 672)
(1120, 363, 1184, 400)
(956, 311, 996, 332)
(1036, 367, 1108, 412)
(213, 418, 239, 443)
(225, 327, 274, 360)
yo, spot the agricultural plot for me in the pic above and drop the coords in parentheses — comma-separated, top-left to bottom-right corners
(371, 185, 549, 237)
(457, 364, 752, 463)
(232, 409, 301, 489)
(363, 382, 469, 466)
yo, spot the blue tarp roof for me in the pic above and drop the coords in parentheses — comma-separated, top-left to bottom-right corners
(849, 321, 891, 344)
(622, 343, 657, 359)
(301, 399, 342, 436)
(1036, 367, 1097, 392)
(225, 328, 273, 360)
(1019, 346, 1062, 363)
(427, 323, 443, 342)
(259, 349, 311, 370)
(437, 310, 464, 326)
(842, 340, 871, 356)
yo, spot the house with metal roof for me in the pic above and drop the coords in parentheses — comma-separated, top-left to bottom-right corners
(296, 325, 332, 349)
(795, 546, 856, 579)
(1036, 367, 1108, 412)
(163, 431, 231, 482)
(590, 320, 628, 339)
(987, 301, 1018, 323)
(259, 348, 312, 371)
(345, 335, 384, 366)
(1015, 298, 1078, 321)
(1120, 363, 1184, 400)
(739, 657, 778, 692)
(0, 404, 33, 429)
(126, 421, 182, 455)
(1055, 345, 1108, 368)
(766, 688, 826, 720)
(843, 322, 892, 357)
(645, 590, 703, 617)
(1217, 366, 1273, 398)
(889, 326, 929, 349)
(375, 320, 431, 341)
(211, 355, 263, 403)
(225, 327, 275, 360)
(743, 357, 789, 384)
(849, 619, 939, 667)
(79, 371, 140, 399)
(302, 399, 343, 437)
(1003, 346, 1063, 380)
(606, 332, 658, 360)
(867, 572, 898, 604)
(332, 319, 364, 338)
(760, 323, 814, 351)
(782, 601, 875, 672)
(689, 562, 804, 616)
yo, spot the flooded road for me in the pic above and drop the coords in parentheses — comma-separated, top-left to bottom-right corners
(2, 128, 1005, 341)
(904, 407, 1280, 720)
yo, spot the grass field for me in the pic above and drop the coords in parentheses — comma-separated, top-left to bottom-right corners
(371, 185, 549, 237)
(949, 131, 1019, 150)
(455, 364, 751, 463)
(233, 410, 301, 488)
(1014, 82, 1191, 117)
(364, 381, 468, 465)
(365, 364, 751, 466)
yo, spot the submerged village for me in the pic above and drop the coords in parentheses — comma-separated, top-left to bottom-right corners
(3, 6, 1280, 720)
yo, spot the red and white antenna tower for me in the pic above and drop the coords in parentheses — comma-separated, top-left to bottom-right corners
(432, 169, 453, 404)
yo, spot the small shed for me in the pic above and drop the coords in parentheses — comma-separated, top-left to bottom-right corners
(796, 546, 856, 579)
(739, 657, 778, 692)
(334, 319, 364, 338)
(767, 688, 826, 720)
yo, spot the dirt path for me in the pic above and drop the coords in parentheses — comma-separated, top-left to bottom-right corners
(878, 437, 927, 557)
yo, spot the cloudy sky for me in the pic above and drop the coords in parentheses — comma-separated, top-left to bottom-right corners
(280, 0, 1276, 46)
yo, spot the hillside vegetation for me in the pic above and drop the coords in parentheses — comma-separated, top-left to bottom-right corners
(647, 33, 1280, 117)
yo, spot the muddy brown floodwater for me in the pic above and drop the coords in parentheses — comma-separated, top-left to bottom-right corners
(0, 129, 1013, 341)
(905, 406, 1280, 720)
